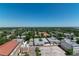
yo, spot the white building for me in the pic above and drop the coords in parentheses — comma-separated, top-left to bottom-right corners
(34, 38, 44, 46)
(60, 38, 79, 55)
(47, 36, 60, 45)
(17, 35, 26, 39)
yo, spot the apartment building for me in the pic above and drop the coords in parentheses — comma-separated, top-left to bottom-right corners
(60, 38, 79, 55)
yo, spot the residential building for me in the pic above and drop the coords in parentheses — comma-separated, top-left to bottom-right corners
(60, 38, 79, 55)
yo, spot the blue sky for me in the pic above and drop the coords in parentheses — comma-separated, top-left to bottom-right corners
(0, 3, 79, 27)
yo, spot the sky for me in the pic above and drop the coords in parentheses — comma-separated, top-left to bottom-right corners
(0, 3, 79, 27)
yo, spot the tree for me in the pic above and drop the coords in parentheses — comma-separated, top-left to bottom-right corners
(76, 38, 79, 44)
(24, 35, 31, 43)
(65, 49, 73, 55)
(0, 38, 6, 45)
(24, 52, 29, 56)
(41, 33, 44, 38)
(0, 37, 10, 45)
(0, 32, 7, 37)
(9, 35, 16, 40)
(39, 38, 42, 41)
(56, 33, 64, 40)
(35, 47, 41, 56)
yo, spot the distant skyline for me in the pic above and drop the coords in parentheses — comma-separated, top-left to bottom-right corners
(0, 3, 79, 27)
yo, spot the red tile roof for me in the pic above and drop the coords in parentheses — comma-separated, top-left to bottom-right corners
(39, 32, 49, 36)
(0, 39, 18, 56)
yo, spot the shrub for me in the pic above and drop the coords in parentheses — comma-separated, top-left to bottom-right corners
(0, 38, 10, 45)
(35, 47, 41, 56)
(76, 38, 79, 44)
(39, 38, 42, 41)
(65, 49, 73, 55)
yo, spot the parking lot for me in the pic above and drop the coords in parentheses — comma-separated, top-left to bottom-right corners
(39, 46, 66, 56)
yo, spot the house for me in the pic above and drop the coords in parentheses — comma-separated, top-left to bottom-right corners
(39, 32, 50, 37)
